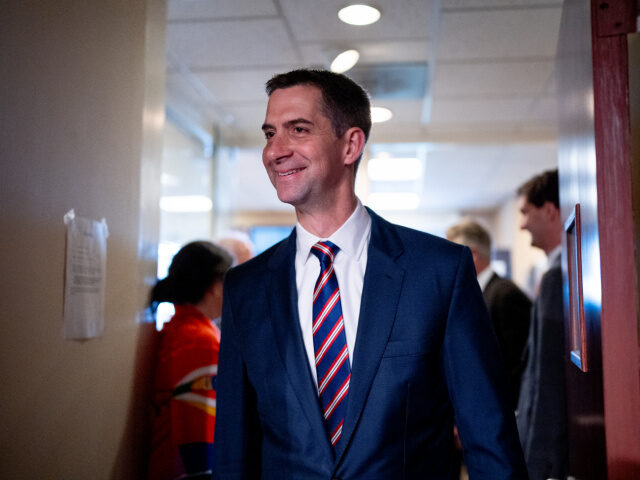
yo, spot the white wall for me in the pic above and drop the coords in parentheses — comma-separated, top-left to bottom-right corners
(0, 1, 165, 477)
(492, 195, 547, 297)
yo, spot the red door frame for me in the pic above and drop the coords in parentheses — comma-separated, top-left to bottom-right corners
(591, 1, 640, 477)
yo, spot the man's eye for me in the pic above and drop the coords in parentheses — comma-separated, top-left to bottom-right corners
(264, 131, 274, 139)
(293, 126, 307, 133)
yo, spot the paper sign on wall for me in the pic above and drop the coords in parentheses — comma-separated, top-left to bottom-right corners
(63, 209, 109, 339)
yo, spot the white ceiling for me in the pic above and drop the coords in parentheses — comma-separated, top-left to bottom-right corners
(164, 0, 562, 215)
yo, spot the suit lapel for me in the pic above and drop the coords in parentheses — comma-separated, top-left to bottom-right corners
(335, 209, 405, 463)
(266, 230, 333, 458)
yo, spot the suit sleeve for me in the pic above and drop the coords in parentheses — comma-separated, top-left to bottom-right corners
(214, 278, 263, 480)
(441, 248, 529, 479)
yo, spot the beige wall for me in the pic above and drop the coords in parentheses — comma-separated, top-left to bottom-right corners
(0, 1, 165, 478)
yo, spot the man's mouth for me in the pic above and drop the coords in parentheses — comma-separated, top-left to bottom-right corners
(278, 168, 304, 177)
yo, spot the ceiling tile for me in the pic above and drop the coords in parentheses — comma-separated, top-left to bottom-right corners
(441, 0, 563, 9)
(167, 19, 300, 69)
(167, 0, 279, 22)
(438, 6, 562, 61)
(431, 97, 533, 124)
(195, 68, 292, 104)
(433, 60, 554, 98)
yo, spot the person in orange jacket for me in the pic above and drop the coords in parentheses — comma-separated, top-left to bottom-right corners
(148, 241, 232, 480)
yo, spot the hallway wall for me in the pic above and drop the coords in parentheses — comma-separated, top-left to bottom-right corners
(0, 1, 165, 478)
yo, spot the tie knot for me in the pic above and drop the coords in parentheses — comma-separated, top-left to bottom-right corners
(311, 241, 340, 266)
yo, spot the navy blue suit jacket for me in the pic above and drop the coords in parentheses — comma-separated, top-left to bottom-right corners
(215, 209, 527, 479)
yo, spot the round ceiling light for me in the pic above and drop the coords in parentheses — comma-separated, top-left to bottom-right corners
(371, 106, 393, 123)
(338, 4, 381, 26)
(330, 49, 360, 73)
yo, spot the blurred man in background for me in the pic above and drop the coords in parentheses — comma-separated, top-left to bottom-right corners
(446, 220, 531, 408)
(515, 169, 567, 480)
(217, 232, 254, 266)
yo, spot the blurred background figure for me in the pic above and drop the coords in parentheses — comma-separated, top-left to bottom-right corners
(446, 220, 531, 408)
(147, 241, 232, 480)
(217, 231, 255, 266)
(214, 232, 255, 329)
(515, 169, 568, 480)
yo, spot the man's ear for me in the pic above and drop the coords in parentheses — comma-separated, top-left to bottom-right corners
(469, 247, 480, 272)
(211, 281, 223, 299)
(342, 127, 366, 166)
(542, 201, 560, 221)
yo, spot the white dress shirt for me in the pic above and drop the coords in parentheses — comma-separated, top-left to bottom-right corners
(295, 200, 371, 387)
(477, 266, 495, 292)
(547, 245, 561, 269)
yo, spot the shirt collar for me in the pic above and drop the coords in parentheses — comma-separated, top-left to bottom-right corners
(476, 266, 495, 291)
(547, 244, 562, 269)
(296, 199, 371, 263)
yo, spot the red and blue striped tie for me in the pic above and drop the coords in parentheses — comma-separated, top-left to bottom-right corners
(311, 241, 350, 450)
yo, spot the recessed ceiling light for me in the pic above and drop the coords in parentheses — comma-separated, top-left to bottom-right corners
(330, 49, 360, 73)
(371, 106, 393, 123)
(338, 4, 381, 26)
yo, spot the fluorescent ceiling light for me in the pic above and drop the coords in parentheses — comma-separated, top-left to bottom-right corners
(371, 106, 393, 123)
(338, 4, 381, 26)
(160, 195, 213, 213)
(368, 157, 422, 181)
(330, 49, 360, 73)
(368, 192, 420, 211)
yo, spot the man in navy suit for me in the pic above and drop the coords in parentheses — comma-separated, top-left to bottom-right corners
(215, 69, 527, 480)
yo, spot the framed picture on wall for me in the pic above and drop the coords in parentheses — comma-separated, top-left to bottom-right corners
(565, 203, 588, 372)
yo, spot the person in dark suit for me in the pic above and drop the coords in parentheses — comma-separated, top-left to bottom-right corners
(446, 220, 531, 408)
(515, 169, 568, 480)
(214, 69, 527, 480)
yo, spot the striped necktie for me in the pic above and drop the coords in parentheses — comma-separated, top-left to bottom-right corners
(311, 241, 350, 450)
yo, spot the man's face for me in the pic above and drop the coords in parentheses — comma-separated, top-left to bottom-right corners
(261, 85, 350, 212)
(518, 196, 548, 249)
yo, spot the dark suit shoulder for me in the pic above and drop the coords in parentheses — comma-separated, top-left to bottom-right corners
(540, 263, 562, 290)
(484, 274, 531, 305)
(537, 263, 563, 319)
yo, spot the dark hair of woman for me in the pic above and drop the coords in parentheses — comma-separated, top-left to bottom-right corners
(149, 241, 232, 312)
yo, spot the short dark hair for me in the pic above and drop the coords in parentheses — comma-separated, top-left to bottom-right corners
(266, 69, 372, 143)
(517, 169, 559, 209)
(149, 241, 232, 310)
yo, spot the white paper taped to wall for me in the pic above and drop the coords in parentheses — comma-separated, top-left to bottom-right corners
(63, 209, 109, 340)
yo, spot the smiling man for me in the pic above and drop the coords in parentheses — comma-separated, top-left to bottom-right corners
(215, 69, 527, 480)
(515, 169, 568, 480)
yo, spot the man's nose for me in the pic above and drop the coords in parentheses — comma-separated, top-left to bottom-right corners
(264, 133, 292, 162)
(519, 217, 527, 230)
